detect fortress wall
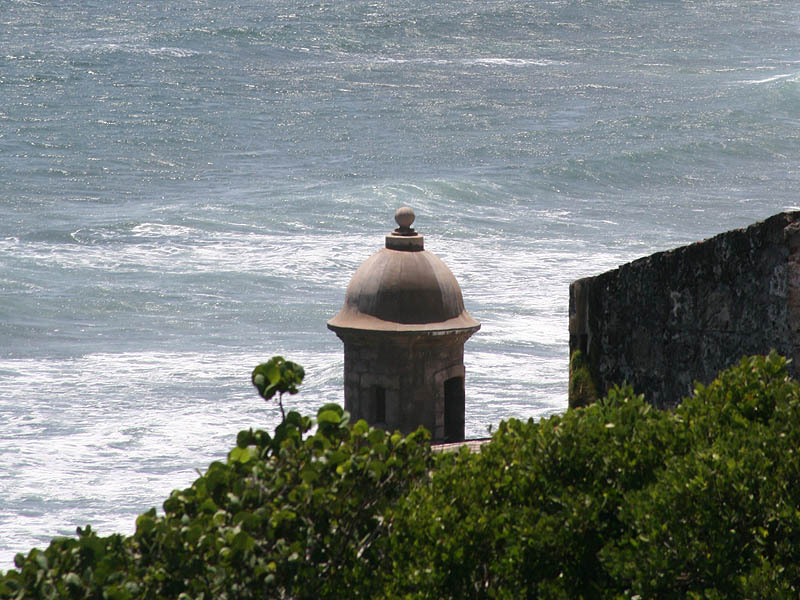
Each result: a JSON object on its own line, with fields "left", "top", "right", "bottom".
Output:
{"left": 569, "top": 211, "right": 800, "bottom": 409}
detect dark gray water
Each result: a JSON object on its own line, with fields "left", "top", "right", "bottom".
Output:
{"left": 2, "top": 0, "right": 800, "bottom": 565}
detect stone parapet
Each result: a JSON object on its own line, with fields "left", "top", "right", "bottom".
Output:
{"left": 569, "top": 211, "right": 800, "bottom": 409}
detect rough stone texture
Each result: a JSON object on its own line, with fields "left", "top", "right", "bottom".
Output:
{"left": 432, "top": 438, "right": 491, "bottom": 453}
{"left": 569, "top": 211, "right": 800, "bottom": 409}
{"left": 336, "top": 329, "right": 473, "bottom": 440}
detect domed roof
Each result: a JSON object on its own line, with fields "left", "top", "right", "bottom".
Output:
{"left": 327, "top": 208, "right": 480, "bottom": 333}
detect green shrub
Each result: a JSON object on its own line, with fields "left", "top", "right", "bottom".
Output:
{"left": 384, "top": 352, "right": 800, "bottom": 598}
{"left": 602, "top": 352, "right": 800, "bottom": 598}
{"left": 1, "top": 405, "right": 432, "bottom": 600}
{"left": 386, "top": 383, "right": 674, "bottom": 599}
{"left": 5, "top": 352, "right": 800, "bottom": 598}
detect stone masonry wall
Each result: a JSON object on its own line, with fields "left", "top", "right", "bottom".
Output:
{"left": 338, "top": 330, "right": 471, "bottom": 441}
{"left": 569, "top": 211, "right": 800, "bottom": 409}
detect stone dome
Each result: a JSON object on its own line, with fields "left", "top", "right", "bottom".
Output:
{"left": 327, "top": 208, "right": 480, "bottom": 333}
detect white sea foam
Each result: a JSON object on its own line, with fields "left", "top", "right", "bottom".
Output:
{"left": 130, "top": 223, "right": 198, "bottom": 238}
{"left": 0, "top": 349, "right": 342, "bottom": 563}
{"left": 469, "top": 58, "right": 559, "bottom": 67}
{"left": 742, "top": 73, "right": 798, "bottom": 84}
{"left": 144, "top": 47, "right": 201, "bottom": 59}
{"left": 366, "top": 56, "right": 562, "bottom": 67}
{"left": 76, "top": 42, "right": 200, "bottom": 59}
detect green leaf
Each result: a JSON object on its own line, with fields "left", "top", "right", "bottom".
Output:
{"left": 317, "top": 410, "right": 341, "bottom": 424}
{"left": 237, "top": 429, "right": 254, "bottom": 448}
{"left": 232, "top": 531, "right": 256, "bottom": 553}
{"left": 252, "top": 356, "right": 305, "bottom": 401}
{"left": 300, "top": 464, "right": 320, "bottom": 483}
{"left": 229, "top": 446, "right": 253, "bottom": 464}
{"left": 318, "top": 403, "right": 344, "bottom": 419}
{"left": 135, "top": 513, "right": 156, "bottom": 535}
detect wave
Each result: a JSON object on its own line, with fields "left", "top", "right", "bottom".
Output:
{"left": 468, "top": 57, "right": 564, "bottom": 67}
{"left": 69, "top": 41, "right": 203, "bottom": 60}
{"left": 358, "top": 55, "right": 567, "bottom": 68}
{"left": 0, "top": 348, "right": 341, "bottom": 569}
{"left": 742, "top": 72, "right": 799, "bottom": 85}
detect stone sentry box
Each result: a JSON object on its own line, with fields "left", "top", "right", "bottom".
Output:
{"left": 569, "top": 211, "right": 800, "bottom": 409}
{"left": 328, "top": 207, "right": 480, "bottom": 442}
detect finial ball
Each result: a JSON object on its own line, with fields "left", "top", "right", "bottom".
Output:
{"left": 395, "top": 206, "right": 415, "bottom": 229}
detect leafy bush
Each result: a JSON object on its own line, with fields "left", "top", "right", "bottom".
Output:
{"left": 387, "top": 383, "right": 676, "bottom": 598}
{"left": 4, "top": 352, "right": 800, "bottom": 598}
{"left": 386, "top": 352, "right": 800, "bottom": 598}
{"left": 0, "top": 404, "right": 432, "bottom": 600}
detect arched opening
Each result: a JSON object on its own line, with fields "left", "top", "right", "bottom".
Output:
{"left": 444, "top": 376, "right": 465, "bottom": 442}
{"left": 372, "top": 385, "right": 386, "bottom": 424}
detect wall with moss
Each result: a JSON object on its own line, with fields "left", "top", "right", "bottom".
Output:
{"left": 569, "top": 211, "right": 800, "bottom": 408}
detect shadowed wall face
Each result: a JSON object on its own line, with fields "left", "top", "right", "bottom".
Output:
{"left": 338, "top": 330, "right": 471, "bottom": 441}
{"left": 569, "top": 211, "right": 800, "bottom": 409}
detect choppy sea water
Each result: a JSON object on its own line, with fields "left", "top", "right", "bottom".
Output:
{"left": 3, "top": 0, "right": 800, "bottom": 566}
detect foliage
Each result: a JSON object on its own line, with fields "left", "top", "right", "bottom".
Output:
{"left": 568, "top": 349, "right": 598, "bottom": 409}
{"left": 5, "top": 352, "right": 800, "bottom": 598}
{"left": 252, "top": 356, "right": 305, "bottom": 420}
{"left": 386, "top": 351, "right": 800, "bottom": 598}
{"left": 1, "top": 403, "right": 432, "bottom": 600}
{"left": 387, "top": 382, "right": 674, "bottom": 599}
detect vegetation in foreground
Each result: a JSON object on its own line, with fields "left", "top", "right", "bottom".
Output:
{"left": 3, "top": 352, "right": 800, "bottom": 598}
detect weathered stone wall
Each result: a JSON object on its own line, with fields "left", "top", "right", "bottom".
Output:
{"left": 337, "top": 329, "right": 472, "bottom": 441}
{"left": 569, "top": 211, "right": 800, "bottom": 409}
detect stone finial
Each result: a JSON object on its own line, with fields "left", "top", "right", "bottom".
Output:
{"left": 386, "top": 207, "right": 423, "bottom": 250}
{"left": 394, "top": 206, "right": 416, "bottom": 235}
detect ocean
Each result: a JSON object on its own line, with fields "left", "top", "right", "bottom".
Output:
{"left": 2, "top": 0, "right": 800, "bottom": 566}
